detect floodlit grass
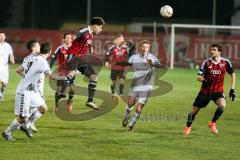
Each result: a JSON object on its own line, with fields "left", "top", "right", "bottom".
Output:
{"left": 0, "top": 64, "right": 239, "bottom": 160}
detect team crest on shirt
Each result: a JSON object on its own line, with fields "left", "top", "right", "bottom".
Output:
{"left": 220, "top": 63, "right": 225, "bottom": 68}
{"left": 208, "top": 66, "right": 212, "bottom": 69}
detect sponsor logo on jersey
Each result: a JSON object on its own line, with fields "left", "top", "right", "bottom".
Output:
{"left": 210, "top": 70, "right": 221, "bottom": 74}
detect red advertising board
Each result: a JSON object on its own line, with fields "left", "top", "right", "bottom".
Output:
{"left": 2, "top": 29, "right": 240, "bottom": 68}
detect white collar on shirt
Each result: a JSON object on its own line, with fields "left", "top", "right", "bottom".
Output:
{"left": 88, "top": 26, "right": 93, "bottom": 34}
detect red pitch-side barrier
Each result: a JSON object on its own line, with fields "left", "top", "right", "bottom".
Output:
{"left": 2, "top": 29, "right": 240, "bottom": 68}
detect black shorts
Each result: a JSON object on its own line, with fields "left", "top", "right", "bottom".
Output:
{"left": 57, "top": 76, "right": 75, "bottom": 86}
{"left": 193, "top": 92, "right": 225, "bottom": 108}
{"left": 67, "top": 55, "right": 96, "bottom": 78}
{"left": 110, "top": 70, "right": 126, "bottom": 81}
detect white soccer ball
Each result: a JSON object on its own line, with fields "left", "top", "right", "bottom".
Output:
{"left": 160, "top": 5, "right": 173, "bottom": 18}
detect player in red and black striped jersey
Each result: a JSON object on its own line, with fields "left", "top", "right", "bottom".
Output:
{"left": 50, "top": 33, "right": 74, "bottom": 112}
{"left": 183, "top": 43, "right": 236, "bottom": 136}
{"left": 105, "top": 34, "right": 130, "bottom": 98}
{"left": 65, "top": 17, "right": 105, "bottom": 110}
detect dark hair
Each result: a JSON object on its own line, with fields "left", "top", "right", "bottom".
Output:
{"left": 26, "top": 40, "right": 39, "bottom": 52}
{"left": 211, "top": 43, "right": 223, "bottom": 51}
{"left": 90, "top": 17, "right": 105, "bottom": 25}
{"left": 40, "top": 42, "right": 52, "bottom": 54}
{"left": 63, "top": 32, "right": 72, "bottom": 39}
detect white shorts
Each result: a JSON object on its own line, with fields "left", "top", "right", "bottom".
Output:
{"left": 15, "top": 91, "right": 45, "bottom": 117}
{"left": 128, "top": 89, "right": 151, "bottom": 104}
{"left": 0, "top": 65, "right": 9, "bottom": 84}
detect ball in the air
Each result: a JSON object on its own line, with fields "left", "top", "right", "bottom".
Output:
{"left": 160, "top": 5, "right": 173, "bottom": 18}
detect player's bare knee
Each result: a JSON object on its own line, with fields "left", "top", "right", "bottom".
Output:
{"left": 216, "top": 98, "right": 226, "bottom": 109}
{"left": 17, "top": 116, "right": 27, "bottom": 124}
{"left": 136, "top": 103, "right": 144, "bottom": 112}
{"left": 90, "top": 74, "right": 97, "bottom": 81}
{"left": 69, "top": 90, "right": 75, "bottom": 95}
{"left": 119, "top": 78, "right": 124, "bottom": 84}
{"left": 38, "top": 104, "right": 48, "bottom": 114}
{"left": 128, "top": 97, "right": 135, "bottom": 106}
{"left": 2, "top": 83, "right": 7, "bottom": 88}
{"left": 112, "top": 80, "right": 116, "bottom": 85}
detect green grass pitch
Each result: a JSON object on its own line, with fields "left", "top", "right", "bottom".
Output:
{"left": 0, "top": 64, "right": 239, "bottom": 160}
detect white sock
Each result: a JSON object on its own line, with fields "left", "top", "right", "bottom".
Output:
{"left": 28, "top": 110, "right": 42, "bottom": 127}
{"left": 4, "top": 119, "right": 21, "bottom": 135}
{"left": 129, "top": 111, "right": 141, "bottom": 126}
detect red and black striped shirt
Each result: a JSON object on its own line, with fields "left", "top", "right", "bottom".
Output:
{"left": 198, "top": 57, "right": 234, "bottom": 94}
{"left": 50, "top": 45, "right": 69, "bottom": 75}
{"left": 68, "top": 27, "right": 93, "bottom": 59}
{"left": 107, "top": 45, "right": 128, "bottom": 70}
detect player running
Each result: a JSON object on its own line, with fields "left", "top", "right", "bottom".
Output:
{"left": 183, "top": 43, "right": 236, "bottom": 136}
{"left": 0, "top": 32, "right": 15, "bottom": 103}
{"left": 118, "top": 40, "right": 161, "bottom": 131}
{"left": 2, "top": 42, "right": 66, "bottom": 141}
{"left": 64, "top": 17, "right": 105, "bottom": 110}
{"left": 50, "top": 33, "right": 74, "bottom": 112}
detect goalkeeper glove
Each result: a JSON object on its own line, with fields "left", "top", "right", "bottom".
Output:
{"left": 202, "top": 79, "right": 212, "bottom": 87}
{"left": 229, "top": 89, "right": 235, "bottom": 101}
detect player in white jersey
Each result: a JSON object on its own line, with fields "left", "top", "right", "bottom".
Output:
{"left": 0, "top": 32, "right": 15, "bottom": 102}
{"left": 2, "top": 42, "right": 66, "bottom": 141}
{"left": 19, "top": 40, "right": 41, "bottom": 132}
{"left": 118, "top": 40, "right": 161, "bottom": 131}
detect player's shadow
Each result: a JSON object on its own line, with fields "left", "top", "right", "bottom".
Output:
{"left": 49, "top": 54, "right": 119, "bottom": 121}
{"left": 121, "top": 65, "right": 173, "bottom": 103}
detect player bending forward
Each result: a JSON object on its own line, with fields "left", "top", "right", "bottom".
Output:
{"left": 118, "top": 40, "right": 161, "bottom": 131}
{"left": 183, "top": 43, "right": 236, "bottom": 136}
{"left": 2, "top": 42, "right": 66, "bottom": 141}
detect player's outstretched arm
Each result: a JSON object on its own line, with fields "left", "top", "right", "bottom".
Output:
{"left": 45, "top": 71, "right": 66, "bottom": 80}
{"left": 147, "top": 59, "right": 162, "bottom": 68}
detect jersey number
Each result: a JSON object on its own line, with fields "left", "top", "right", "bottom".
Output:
{"left": 25, "top": 61, "right": 33, "bottom": 73}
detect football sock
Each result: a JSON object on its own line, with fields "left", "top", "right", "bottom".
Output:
{"left": 4, "top": 119, "right": 21, "bottom": 135}
{"left": 88, "top": 80, "right": 97, "bottom": 102}
{"left": 187, "top": 112, "right": 196, "bottom": 127}
{"left": 119, "top": 84, "right": 124, "bottom": 95}
{"left": 129, "top": 111, "right": 141, "bottom": 126}
{"left": 27, "top": 109, "right": 42, "bottom": 129}
{"left": 212, "top": 107, "right": 224, "bottom": 123}
{"left": 55, "top": 92, "right": 60, "bottom": 105}
{"left": 0, "top": 86, "right": 6, "bottom": 95}
{"left": 111, "top": 84, "right": 115, "bottom": 94}
{"left": 68, "top": 91, "right": 75, "bottom": 100}
{"left": 124, "top": 104, "right": 133, "bottom": 118}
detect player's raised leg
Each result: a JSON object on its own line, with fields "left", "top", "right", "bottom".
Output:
{"left": 85, "top": 73, "right": 98, "bottom": 109}
{"left": 122, "top": 96, "right": 135, "bottom": 127}
{"left": 128, "top": 102, "right": 144, "bottom": 131}
{"left": 183, "top": 106, "right": 200, "bottom": 136}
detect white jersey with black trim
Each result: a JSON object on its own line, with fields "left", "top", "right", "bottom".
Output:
{"left": 16, "top": 54, "right": 50, "bottom": 96}
{"left": 128, "top": 53, "right": 160, "bottom": 91}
